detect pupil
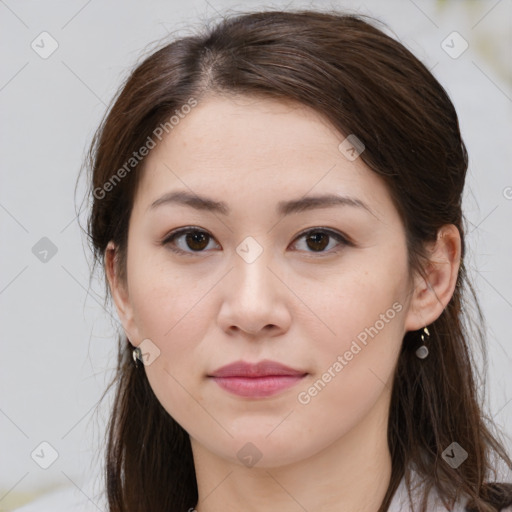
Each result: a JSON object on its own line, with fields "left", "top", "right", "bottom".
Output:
{"left": 308, "top": 232, "right": 328, "bottom": 251}
{"left": 187, "top": 232, "right": 208, "bottom": 250}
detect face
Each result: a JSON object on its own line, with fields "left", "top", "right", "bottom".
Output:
{"left": 110, "top": 94, "right": 419, "bottom": 468}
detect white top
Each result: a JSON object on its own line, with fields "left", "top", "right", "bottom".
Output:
{"left": 388, "top": 467, "right": 512, "bottom": 512}
{"left": 13, "top": 471, "right": 512, "bottom": 511}
{"left": 388, "top": 472, "right": 467, "bottom": 511}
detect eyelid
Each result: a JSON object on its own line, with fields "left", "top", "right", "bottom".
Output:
{"left": 161, "top": 226, "right": 353, "bottom": 257}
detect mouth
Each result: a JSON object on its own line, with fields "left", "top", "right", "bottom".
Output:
{"left": 208, "top": 360, "right": 308, "bottom": 398}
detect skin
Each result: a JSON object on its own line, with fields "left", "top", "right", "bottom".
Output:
{"left": 105, "top": 94, "right": 461, "bottom": 512}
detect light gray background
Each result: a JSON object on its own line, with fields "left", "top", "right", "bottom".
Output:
{"left": 1, "top": 0, "right": 511, "bottom": 508}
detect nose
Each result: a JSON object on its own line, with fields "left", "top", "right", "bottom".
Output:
{"left": 217, "top": 247, "right": 291, "bottom": 338}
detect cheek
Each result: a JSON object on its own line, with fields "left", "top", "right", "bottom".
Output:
{"left": 292, "top": 288, "right": 405, "bottom": 451}
{"left": 302, "top": 247, "right": 408, "bottom": 401}
{"left": 301, "top": 292, "right": 404, "bottom": 406}
{"left": 313, "top": 251, "right": 408, "bottom": 347}
{"left": 130, "top": 267, "right": 215, "bottom": 435}
{"left": 127, "top": 240, "right": 212, "bottom": 342}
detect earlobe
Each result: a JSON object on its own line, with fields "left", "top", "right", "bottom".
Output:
{"left": 105, "top": 241, "right": 139, "bottom": 344}
{"left": 404, "top": 224, "right": 462, "bottom": 332}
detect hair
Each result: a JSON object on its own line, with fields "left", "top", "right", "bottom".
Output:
{"left": 81, "top": 8, "right": 512, "bottom": 512}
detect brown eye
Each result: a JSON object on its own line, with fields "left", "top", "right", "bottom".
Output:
{"left": 305, "top": 231, "right": 330, "bottom": 252}
{"left": 292, "top": 228, "right": 351, "bottom": 256}
{"left": 184, "top": 231, "right": 209, "bottom": 251}
{"left": 162, "top": 228, "right": 219, "bottom": 256}
{"left": 162, "top": 227, "right": 351, "bottom": 257}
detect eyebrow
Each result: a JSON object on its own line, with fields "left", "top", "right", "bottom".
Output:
{"left": 148, "top": 190, "right": 375, "bottom": 217}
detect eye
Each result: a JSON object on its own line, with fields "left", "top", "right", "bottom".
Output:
{"left": 161, "top": 227, "right": 219, "bottom": 256}
{"left": 290, "top": 228, "right": 352, "bottom": 256}
{"left": 161, "top": 227, "right": 352, "bottom": 257}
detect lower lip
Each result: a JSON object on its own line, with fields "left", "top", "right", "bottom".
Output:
{"left": 210, "top": 375, "right": 306, "bottom": 398}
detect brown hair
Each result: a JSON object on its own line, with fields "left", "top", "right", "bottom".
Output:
{"left": 82, "top": 8, "right": 512, "bottom": 511}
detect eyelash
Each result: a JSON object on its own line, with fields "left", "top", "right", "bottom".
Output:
{"left": 160, "top": 226, "right": 353, "bottom": 258}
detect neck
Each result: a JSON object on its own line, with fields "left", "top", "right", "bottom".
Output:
{"left": 191, "top": 390, "right": 393, "bottom": 512}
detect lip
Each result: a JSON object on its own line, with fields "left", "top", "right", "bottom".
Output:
{"left": 208, "top": 360, "right": 308, "bottom": 398}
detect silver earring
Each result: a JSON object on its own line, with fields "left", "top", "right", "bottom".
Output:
{"left": 132, "top": 346, "right": 142, "bottom": 367}
{"left": 415, "top": 326, "right": 430, "bottom": 359}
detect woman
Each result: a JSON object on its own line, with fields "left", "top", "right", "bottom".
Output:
{"left": 83, "top": 8, "right": 512, "bottom": 512}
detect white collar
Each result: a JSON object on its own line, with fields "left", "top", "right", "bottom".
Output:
{"left": 387, "top": 469, "right": 468, "bottom": 512}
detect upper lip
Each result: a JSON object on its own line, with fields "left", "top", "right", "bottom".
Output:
{"left": 209, "top": 359, "right": 307, "bottom": 378}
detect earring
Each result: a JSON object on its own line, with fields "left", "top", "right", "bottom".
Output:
{"left": 132, "top": 346, "right": 142, "bottom": 367}
{"left": 415, "top": 326, "right": 430, "bottom": 359}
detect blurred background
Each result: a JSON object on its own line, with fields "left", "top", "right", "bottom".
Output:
{"left": 1, "top": 0, "right": 511, "bottom": 509}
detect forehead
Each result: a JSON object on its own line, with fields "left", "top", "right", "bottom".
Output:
{"left": 133, "top": 94, "right": 391, "bottom": 219}
{"left": 158, "top": 94, "right": 340, "bottom": 165}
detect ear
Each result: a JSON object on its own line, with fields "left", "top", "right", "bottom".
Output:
{"left": 105, "top": 241, "right": 141, "bottom": 345}
{"left": 404, "top": 224, "right": 462, "bottom": 332}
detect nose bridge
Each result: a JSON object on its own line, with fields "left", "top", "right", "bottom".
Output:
{"left": 233, "top": 234, "right": 274, "bottom": 298}
{"left": 224, "top": 232, "right": 288, "bottom": 327}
